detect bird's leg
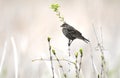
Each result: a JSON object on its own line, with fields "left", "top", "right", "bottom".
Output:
{"left": 68, "top": 39, "right": 71, "bottom": 46}
{"left": 70, "top": 40, "right": 73, "bottom": 45}
{"left": 68, "top": 40, "right": 73, "bottom": 46}
{"left": 68, "top": 39, "right": 70, "bottom": 46}
{"left": 68, "top": 39, "right": 71, "bottom": 72}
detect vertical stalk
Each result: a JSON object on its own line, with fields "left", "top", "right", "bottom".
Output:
{"left": 75, "top": 52, "right": 79, "bottom": 78}
{"left": 48, "top": 37, "right": 55, "bottom": 78}
{"left": 78, "top": 50, "right": 83, "bottom": 77}
{"left": 0, "top": 41, "right": 7, "bottom": 74}
{"left": 75, "top": 59, "right": 79, "bottom": 78}
{"left": 52, "top": 49, "right": 67, "bottom": 78}
{"left": 68, "top": 44, "right": 71, "bottom": 72}
{"left": 11, "top": 36, "right": 18, "bottom": 78}
{"left": 92, "top": 24, "right": 107, "bottom": 78}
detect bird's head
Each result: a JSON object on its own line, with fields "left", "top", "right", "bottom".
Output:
{"left": 60, "top": 22, "right": 69, "bottom": 28}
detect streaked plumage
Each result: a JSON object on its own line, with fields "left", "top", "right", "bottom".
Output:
{"left": 61, "top": 22, "right": 89, "bottom": 45}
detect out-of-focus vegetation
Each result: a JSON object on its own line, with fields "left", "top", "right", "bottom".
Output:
{"left": 0, "top": 0, "right": 120, "bottom": 78}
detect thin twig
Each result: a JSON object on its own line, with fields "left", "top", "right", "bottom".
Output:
{"left": 0, "top": 41, "right": 7, "bottom": 74}
{"left": 52, "top": 49, "right": 67, "bottom": 78}
{"left": 100, "top": 26, "right": 103, "bottom": 47}
{"left": 75, "top": 55, "right": 79, "bottom": 78}
{"left": 32, "top": 58, "right": 75, "bottom": 65}
{"left": 78, "top": 55, "right": 82, "bottom": 76}
{"left": 89, "top": 42, "right": 99, "bottom": 78}
{"left": 51, "top": 4, "right": 65, "bottom": 23}
{"left": 78, "top": 49, "right": 83, "bottom": 78}
{"left": 68, "top": 40, "right": 71, "bottom": 72}
{"left": 48, "top": 37, "right": 55, "bottom": 78}
{"left": 92, "top": 24, "right": 100, "bottom": 43}
{"left": 11, "top": 37, "right": 18, "bottom": 78}
{"left": 92, "top": 24, "right": 107, "bottom": 78}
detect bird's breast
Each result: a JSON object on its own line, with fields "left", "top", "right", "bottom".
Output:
{"left": 62, "top": 28, "right": 75, "bottom": 40}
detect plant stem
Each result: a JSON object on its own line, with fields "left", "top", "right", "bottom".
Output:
{"left": 78, "top": 56, "right": 82, "bottom": 77}
{"left": 92, "top": 24, "right": 107, "bottom": 78}
{"left": 68, "top": 43, "right": 71, "bottom": 72}
{"left": 75, "top": 57, "right": 79, "bottom": 78}
{"left": 48, "top": 40, "right": 55, "bottom": 78}
{"left": 53, "top": 53, "right": 67, "bottom": 78}
{"left": 32, "top": 58, "right": 75, "bottom": 65}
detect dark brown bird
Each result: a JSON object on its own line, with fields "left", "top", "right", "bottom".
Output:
{"left": 61, "top": 22, "right": 89, "bottom": 46}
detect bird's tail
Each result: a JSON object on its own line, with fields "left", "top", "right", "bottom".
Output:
{"left": 82, "top": 37, "right": 90, "bottom": 43}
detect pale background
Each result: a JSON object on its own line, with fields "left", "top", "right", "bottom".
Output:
{"left": 0, "top": 0, "right": 120, "bottom": 78}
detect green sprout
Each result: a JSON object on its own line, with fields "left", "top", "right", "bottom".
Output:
{"left": 63, "top": 74, "right": 67, "bottom": 78}
{"left": 47, "top": 37, "right": 51, "bottom": 42}
{"left": 50, "top": 3, "right": 65, "bottom": 22}
{"left": 101, "top": 55, "right": 104, "bottom": 60}
{"left": 98, "top": 74, "right": 100, "bottom": 78}
{"left": 51, "top": 4, "right": 60, "bottom": 12}
{"left": 79, "top": 48, "right": 83, "bottom": 57}
{"left": 52, "top": 49, "right": 56, "bottom": 55}
{"left": 74, "top": 52, "right": 78, "bottom": 58}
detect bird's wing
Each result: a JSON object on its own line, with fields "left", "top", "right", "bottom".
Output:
{"left": 67, "top": 26, "right": 82, "bottom": 37}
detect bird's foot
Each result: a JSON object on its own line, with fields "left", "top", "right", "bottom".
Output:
{"left": 68, "top": 40, "right": 73, "bottom": 46}
{"left": 68, "top": 42, "right": 71, "bottom": 46}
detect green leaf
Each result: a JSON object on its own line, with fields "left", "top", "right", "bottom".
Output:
{"left": 101, "top": 55, "right": 104, "bottom": 60}
{"left": 47, "top": 37, "right": 51, "bottom": 42}
{"left": 64, "top": 74, "right": 67, "bottom": 78}
{"left": 74, "top": 52, "right": 78, "bottom": 58}
{"left": 52, "top": 49, "right": 56, "bottom": 55}
{"left": 50, "top": 4, "right": 60, "bottom": 12}
{"left": 79, "top": 48, "right": 83, "bottom": 57}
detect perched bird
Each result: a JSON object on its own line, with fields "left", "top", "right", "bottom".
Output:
{"left": 61, "top": 22, "right": 89, "bottom": 46}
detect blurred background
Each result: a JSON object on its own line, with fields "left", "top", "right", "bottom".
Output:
{"left": 0, "top": 0, "right": 120, "bottom": 78}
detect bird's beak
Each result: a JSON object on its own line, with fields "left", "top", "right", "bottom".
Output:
{"left": 60, "top": 22, "right": 66, "bottom": 27}
{"left": 60, "top": 25, "right": 63, "bottom": 27}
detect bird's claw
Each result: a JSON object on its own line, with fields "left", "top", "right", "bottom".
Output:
{"left": 68, "top": 42, "right": 71, "bottom": 46}
{"left": 68, "top": 40, "right": 72, "bottom": 46}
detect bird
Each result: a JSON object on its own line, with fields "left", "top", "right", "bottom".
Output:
{"left": 61, "top": 22, "right": 90, "bottom": 46}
